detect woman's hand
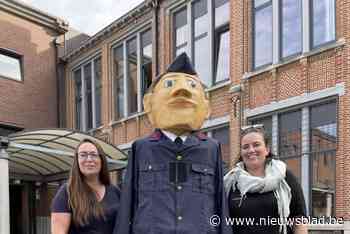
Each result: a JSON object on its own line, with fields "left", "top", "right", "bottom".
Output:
{"left": 294, "top": 223, "right": 308, "bottom": 234}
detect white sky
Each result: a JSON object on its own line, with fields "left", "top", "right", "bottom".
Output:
{"left": 20, "top": 0, "right": 145, "bottom": 36}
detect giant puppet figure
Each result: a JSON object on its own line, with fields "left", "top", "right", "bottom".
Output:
{"left": 115, "top": 53, "right": 230, "bottom": 234}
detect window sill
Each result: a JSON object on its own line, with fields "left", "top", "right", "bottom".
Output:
{"left": 205, "top": 80, "right": 231, "bottom": 92}
{"left": 243, "top": 38, "right": 346, "bottom": 80}
{"left": 109, "top": 112, "right": 146, "bottom": 127}
{"left": 0, "top": 74, "right": 23, "bottom": 83}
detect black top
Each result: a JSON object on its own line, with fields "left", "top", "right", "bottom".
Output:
{"left": 51, "top": 183, "right": 120, "bottom": 234}
{"left": 228, "top": 170, "right": 306, "bottom": 234}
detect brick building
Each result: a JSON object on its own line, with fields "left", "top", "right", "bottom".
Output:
{"left": 0, "top": 1, "right": 68, "bottom": 233}
{"left": 62, "top": 0, "right": 349, "bottom": 232}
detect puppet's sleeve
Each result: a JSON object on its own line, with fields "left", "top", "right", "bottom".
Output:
{"left": 114, "top": 142, "right": 138, "bottom": 234}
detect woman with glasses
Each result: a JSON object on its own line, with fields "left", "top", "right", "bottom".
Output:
{"left": 224, "top": 125, "right": 307, "bottom": 234}
{"left": 51, "top": 138, "right": 120, "bottom": 234}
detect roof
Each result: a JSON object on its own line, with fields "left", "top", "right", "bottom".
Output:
{"left": 63, "top": 0, "right": 154, "bottom": 61}
{"left": 1, "top": 129, "right": 127, "bottom": 182}
{"left": 0, "top": 0, "right": 68, "bottom": 33}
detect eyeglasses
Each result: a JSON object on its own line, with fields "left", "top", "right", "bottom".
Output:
{"left": 241, "top": 124, "right": 264, "bottom": 135}
{"left": 78, "top": 152, "right": 100, "bottom": 160}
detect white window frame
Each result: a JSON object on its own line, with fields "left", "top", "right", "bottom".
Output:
{"left": 171, "top": 0, "right": 230, "bottom": 87}
{"left": 0, "top": 48, "right": 23, "bottom": 81}
{"left": 73, "top": 55, "right": 102, "bottom": 132}
{"left": 248, "top": 98, "right": 338, "bottom": 216}
{"left": 111, "top": 27, "right": 153, "bottom": 120}
{"left": 252, "top": 0, "right": 336, "bottom": 70}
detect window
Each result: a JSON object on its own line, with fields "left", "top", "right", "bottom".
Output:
{"left": 112, "top": 28, "right": 153, "bottom": 120}
{"left": 206, "top": 125, "right": 230, "bottom": 173}
{"left": 310, "top": 101, "right": 336, "bottom": 217}
{"left": 74, "top": 56, "right": 102, "bottom": 131}
{"left": 74, "top": 69, "right": 82, "bottom": 130}
{"left": 311, "top": 0, "right": 335, "bottom": 48}
{"left": 281, "top": 0, "right": 302, "bottom": 58}
{"left": 0, "top": 49, "right": 22, "bottom": 81}
{"left": 252, "top": 0, "right": 336, "bottom": 69}
{"left": 253, "top": 0, "right": 273, "bottom": 68}
{"left": 127, "top": 38, "right": 138, "bottom": 115}
{"left": 248, "top": 99, "right": 338, "bottom": 217}
{"left": 193, "top": 0, "right": 210, "bottom": 86}
{"left": 172, "top": 0, "right": 230, "bottom": 87}
{"left": 214, "top": 0, "right": 230, "bottom": 83}
{"left": 84, "top": 63, "right": 93, "bottom": 129}
{"left": 251, "top": 116, "right": 273, "bottom": 147}
{"left": 141, "top": 30, "right": 152, "bottom": 99}
{"left": 113, "top": 46, "right": 125, "bottom": 119}
{"left": 94, "top": 58, "right": 102, "bottom": 127}
{"left": 279, "top": 110, "right": 302, "bottom": 179}
{"left": 174, "top": 8, "right": 188, "bottom": 56}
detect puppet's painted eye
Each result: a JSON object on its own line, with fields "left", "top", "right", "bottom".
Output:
{"left": 187, "top": 79, "right": 197, "bottom": 88}
{"left": 164, "top": 79, "right": 175, "bottom": 88}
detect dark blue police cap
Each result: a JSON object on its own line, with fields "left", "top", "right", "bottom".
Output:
{"left": 147, "top": 53, "right": 198, "bottom": 92}
{"left": 166, "top": 52, "right": 197, "bottom": 75}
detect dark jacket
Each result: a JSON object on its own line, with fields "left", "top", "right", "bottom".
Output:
{"left": 114, "top": 129, "right": 231, "bottom": 234}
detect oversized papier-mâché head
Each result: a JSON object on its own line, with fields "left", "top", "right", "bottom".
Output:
{"left": 143, "top": 53, "right": 210, "bottom": 135}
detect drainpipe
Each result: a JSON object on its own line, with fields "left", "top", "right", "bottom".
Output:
{"left": 152, "top": 0, "right": 159, "bottom": 76}
{"left": 54, "top": 37, "right": 61, "bottom": 127}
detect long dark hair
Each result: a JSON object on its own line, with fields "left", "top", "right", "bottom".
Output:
{"left": 67, "top": 138, "right": 110, "bottom": 226}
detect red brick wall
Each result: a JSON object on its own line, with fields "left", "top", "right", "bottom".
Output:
{"left": 0, "top": 11, "right": 59, "bottom": 129}
{"left": 241, "top": 0, "right": 350, "bottom": 220}
{"left": 308, "top": 50, "right": 337, "bottom": 93}
{"left": 248, "top": 73, "right": 273, "bottom": 109}
{"left": 209, "top": 86, "right": 231, "bottom": 119}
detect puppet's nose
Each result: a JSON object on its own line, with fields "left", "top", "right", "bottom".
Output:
{"left": 171, "top": 83, "right": 192, "bottom": 98}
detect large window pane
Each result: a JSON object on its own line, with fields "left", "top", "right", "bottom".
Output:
{"left": 251, "top": 116, "right": 272, "bottom": 147}
{"left": 194, "top": 37, "right": 210, "bottom": 86}
{"left": 255, "top": 0, "right": 270, "bottom": 8}
{"left": 312, "top": 0, "right": 335, "bottom": 48}
{"left": 310, "top": 102, "right": 336, "bottom": 217}
{"left": 84, "top": 63, "right": 93, "bottom": 130}
{"left": 193, "top": 0, "right": 207, "bottom": 37}
{"left": 176, "top": 46, "right": 187, "bottom": 57}
{"left": 193, "top": 0, "right": 209, "bottom": 86}
{"left": 212, "top": 126, "right": 230, "bottom": 167}
{"left": 114, "top": 46, "right": 124, "bottom": 119}
{"left": 94, "top": 57, "right": 102, "bottom": 127}
{"left": 254, "top": 2, "right": 272, "bottom": 68}
{"left": 215, "top": 0, "right": 229, "bottom": 28}
{"left": 214, "top": 0, "right": 230, "bottom": 84}
{"left": 0, "top": 52, "right": 22, "bottom": 81}
{"left": 74, "top": 69, "right": 82, "bottom": 130}
{"left": 279, "top": 110, "right": 302, "bottom": 178}
{"left": 281, "top": 0, "right": 302, "bottom": 58}
{"left": 215, "top": 29, "right": 230, "bottom": 83}
{"left": 141, "top": 30, "right": 152, "bottom": 100}
{"left": 127, "top": 38, "right": 138, "bottom": 114}
{"left": 174, "top": 8, "right": 188, "bottom": 56}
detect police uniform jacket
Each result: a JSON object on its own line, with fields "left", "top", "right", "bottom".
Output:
{"left": 114, "top": 129, "right": 231, "bottom": 234}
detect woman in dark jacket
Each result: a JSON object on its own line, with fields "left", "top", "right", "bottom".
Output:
{"left": 224, "top": 125, "right": 307, "bottom": 234}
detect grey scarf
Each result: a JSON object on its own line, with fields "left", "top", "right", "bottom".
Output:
{"left": 224, "top": 159, "right": 291, "bottom": 234}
